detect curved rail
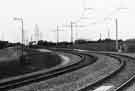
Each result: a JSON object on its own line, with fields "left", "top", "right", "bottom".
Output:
{"left": 93, "top": 52, "right": 135, "bottom": 91}
{"left": 110, "top": 54, "right": 135, "bottom": 91}
{"left": 78, "top": 50, "right": 135, "bottom": 91}
{"left": 0, "top": 51, "right": 96, "bottom": 90}
{"left": 52, "top": 48, "right": 135, "bottom": 91}
{"left": 49, "top": 48, "right": 125, "bottom": 91}
{"left": 78, "top": 54, "right": 124, "bottom": 91}
{"left": 3, "top": 47, "right": 133, "bottom": 91}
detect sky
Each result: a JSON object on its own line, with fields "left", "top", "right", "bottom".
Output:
{"left": 0, "top": 0, "right": 134, "bottom": 43}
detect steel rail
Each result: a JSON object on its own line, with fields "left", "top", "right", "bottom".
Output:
{"left": 54, "top": 48, "right": 135, "bottom": 91}
{"left": 78, "top": 49, "right": 135, "bottom": 91}
{"left": 50, "top": 48, "right": 127, "bottom": 91}
{"left": 94, "top": 52, "right": 135, "bottom": 91}
{"left": 112, "top": 54, "right": 135, "bottom": 91}
{"left": 115, "top": 75, "right": 135, "bottom": 91}
{"left": 0, "top": 51, "right": 96, "bottom": 90}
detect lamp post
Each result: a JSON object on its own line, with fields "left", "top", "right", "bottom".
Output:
{"left": 13, "top": 17, "right": 24, "bottom": 64}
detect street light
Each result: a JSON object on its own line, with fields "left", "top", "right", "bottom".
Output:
{"left": 13, "top": 17, "right": 25, "bottom": 64}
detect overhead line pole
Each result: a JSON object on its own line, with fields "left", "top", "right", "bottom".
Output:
{"left": 62, "top": 23, "right": 86, "bottom": 45}
{"left": 70, "top": 21, "right": 73, "bottom": 44}
{"left": 100, "top": 33, "right": 102, "bottom": 40}
{"left": 13, "top": 17, "right": 24, "bottom": 64}
{"left": 21, "top": 19, "right": 24, "bottom": 46}
{"left": 56, "top": 25, "right": 59, "bottom": 46}
{"left": 75, "top": 24, "right": 78, "bottom": 42}
{"left": 115, "top": 18, "right": 118, "bottom": 51}
{"left": 108, "top": 29, "right": 110, "bottom": 39}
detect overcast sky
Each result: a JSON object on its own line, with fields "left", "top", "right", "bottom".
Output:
{"left": 0, "top": 0, "right": 134, "bottom": 42}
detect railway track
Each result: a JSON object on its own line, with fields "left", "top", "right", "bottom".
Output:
{"left": 98, "top": 52, "right": 135, "bottom": 91}
{"left": 0, "top": 50, "right": 96, "bottom": 90}
{"left": 113, "top": 54, "right": 135, "bottom": 91}
{"left": 76, "top": 50, "right": 135, "bottom": 91}
{"left": 1, "top": 48, "right": 135, "bottom": 91}
{"left": 51, "top": 48, "right": 135, "bottom": 91}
